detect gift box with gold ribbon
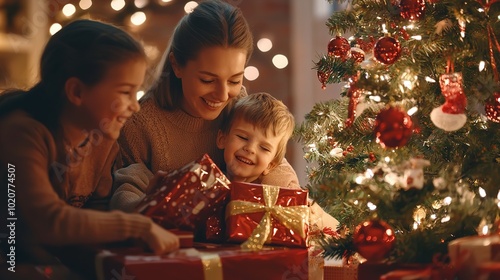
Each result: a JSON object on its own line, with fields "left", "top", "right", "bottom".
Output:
{"left": 95, "top": 245, "right": 308, "bottom": 280}
{"left": 225, "top": 182, "right": 309, "bottom": 249}
{"left": 135, "top": 153, "right": 231, "bottom": 241}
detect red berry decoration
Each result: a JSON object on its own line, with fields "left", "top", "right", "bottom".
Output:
{"left": 328, "top": 36, "right": 351, "bottom": 59}
{"left": 353, "top": 219, "right": 396, "bottom": 262}
{"left": 374, "top": 36, "right": 401, "bottom": 65}
{"left": 374, "top": 106, "right": 413, "bottom": 148}
{"left": 485, "top": 92, "right": 500, "bottom": 123}
{"left": 399, "top": 0, "right": 426, "bottom": 21}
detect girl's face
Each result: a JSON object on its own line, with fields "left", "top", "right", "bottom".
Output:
{"left": 171, "top": 46, "right": 247, "bottom": 120}
{"left": 216, "top": 117, "right": 282, "bottom": 183}
{"left": 79, "top": 58, "right": 146, "bottom": 140}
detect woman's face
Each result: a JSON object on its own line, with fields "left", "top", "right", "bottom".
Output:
{"left": 171, "top": 46, "right": 247, "bottom": 120}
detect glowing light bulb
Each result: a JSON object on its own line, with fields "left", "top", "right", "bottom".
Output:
{"left": 130, "top": 11, "right": 146, "bottom": 26}
{"left": 79, "top": 0, "right": 92, "bottom": 10}
{"left": 272, "top": 54, "right": 288, "bottom": 69}
{"left": 244, "top": 66, "right": 259, "bottom": 81}
{"left": 62, "top": 4, "right": 76, "bottom": 17}
{"left": 257, "top": 38, "right": 272, "bottom": 52}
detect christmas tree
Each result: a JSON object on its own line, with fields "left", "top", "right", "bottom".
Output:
{"left": 298, "top": 0, "right": 500, "bottom": 264}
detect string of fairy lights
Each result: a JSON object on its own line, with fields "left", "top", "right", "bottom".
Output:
{"left": 47, "top": 0, "right": 290, "bottom": 99}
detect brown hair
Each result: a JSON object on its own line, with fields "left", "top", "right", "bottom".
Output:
{"left": 0, "top": 19, "right": 146, "bottom": 130}
{"left": 145, "top": 0, "right": 254, "bottom": 110}
{"left": 220, "top": 92, "right": 295, "bottom": 166}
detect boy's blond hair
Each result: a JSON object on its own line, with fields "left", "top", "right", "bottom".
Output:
{"left": 220, "top": 92, "right": 295, "bottom": 167}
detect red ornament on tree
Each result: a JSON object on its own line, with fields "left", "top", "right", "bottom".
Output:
{"left": 430, "top": 72, "right": 467, "bottom": 131}
{"left": 374, "top": 106, "right": 413, "bottom": 148}
{"left": 374, "top": 36, "right": 402, "bottom": 65}
{"left": 317, "top": 69, "right": 331, "bottom": 90}
{"left": 485, "top": 92, "right": 500, "bottom": 123}
{"left": 350, "top": 45, "right": 365, "bottom": 64}
{"left": 353, "top": 219, "right": 395, "bottom": 262}
{"left": 399, "top": 0, "right": 426, "bottom": 21}
{"left": 328, "top": 36, "right": 351, "bottom": 59}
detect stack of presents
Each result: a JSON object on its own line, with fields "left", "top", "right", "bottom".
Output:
{"left": 94, "top": 154, "right": 332, "bottom": 280}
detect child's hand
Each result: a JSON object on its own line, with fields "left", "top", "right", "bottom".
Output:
{"left": 143, "top": 223, "right": 180, "bottom": 255}
{"left": 145, "top": 170, "right": 169, "bottom": 194}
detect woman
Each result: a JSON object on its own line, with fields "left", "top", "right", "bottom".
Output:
{"left": 111, "top": 0, "right": 300, "bottom": 212}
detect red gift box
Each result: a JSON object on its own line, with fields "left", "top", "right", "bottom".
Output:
{"left": 135, "top": 154, "right": 230, "bottom": 241}
{"left": 225, "top": 182, "right": 309, "bottom": 249}
{"left": 95, "top": 245, "right": 309, "bottom": 280}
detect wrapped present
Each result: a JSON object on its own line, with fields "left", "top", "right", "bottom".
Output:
{"left": 448, "top": 235, "right": 500, "bottom": 280}
{"left": 135, "top": 154, "right": 231, "bottom": 241}
{"left": 225, "top": 182, "right": 309, "bottom": 249}
{"left": 95, "top": 245, "right": 309, "bottom": 280}
{"left": 324, "top": 265, "right": 358, "bottom": 280}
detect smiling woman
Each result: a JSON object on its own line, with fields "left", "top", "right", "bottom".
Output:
{"left": 0, "top": 19, "right": 180, "bottom": 273}
{"left": 110, "top": 0, "right": 300, "bottom": 213}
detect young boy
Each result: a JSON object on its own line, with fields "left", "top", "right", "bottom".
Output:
{"left": 216, "top": 92, "right": 339, "bottom": 236}
{"left": 216, "top": 92, "right": 296, "bottom": 186}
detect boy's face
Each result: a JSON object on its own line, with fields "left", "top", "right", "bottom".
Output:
{"left": 217, "top": 117, "right": 282, "bottom": 183}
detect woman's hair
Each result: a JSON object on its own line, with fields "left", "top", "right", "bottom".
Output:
{"left": 220, "top": 92, "right": 295, "bottom": 166}
{"left": 0, "top": 19, "right": 146, "bottom": 130}
{"left": 146, "top": 0, "right": 254, "bottom": 109}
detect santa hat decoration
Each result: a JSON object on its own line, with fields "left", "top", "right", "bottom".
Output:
{"left": 430, "top": 72, "right": 467, "bottom": 131}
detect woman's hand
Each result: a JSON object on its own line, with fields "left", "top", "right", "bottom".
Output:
{"left": 143, "top": 222, "right": 180, "bottom": 255}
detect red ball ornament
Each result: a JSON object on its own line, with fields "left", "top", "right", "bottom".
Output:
{"left": 374, "top": 106, "right": 413, "bottom": 148}
{"left": 353, "top": 219, "right": 395, "bottom": 262}
{"left": 399, "top": 0, "right": 426, "bottom": 21}
{"left": 328, "top": 36, "right": 351, "bottom": 59}
{"left": 485, "top": 93, "right": 500, "bottom": 123}
{"left": 374, "top": 36, "right": 401, "bottom": 65}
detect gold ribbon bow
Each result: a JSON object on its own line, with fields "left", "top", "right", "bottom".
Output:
{"left": 227, "top": 184, "right": 309, "bottom": 250}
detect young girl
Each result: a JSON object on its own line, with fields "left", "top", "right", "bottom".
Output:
{"left": 111, "top": 0, "right": 299, "bottom": 211}
{"left": 0, "top": 19, "right": 179, "bottom": 265}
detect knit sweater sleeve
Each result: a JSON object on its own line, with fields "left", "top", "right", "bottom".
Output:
{"left": 260, "top": 157, "right": 301, "bottom": 189}
{"left": 0, "top": 115, "right": 154, "bottom": 246}
{"left": 110, "top": 163, "right": 153, "bottom": 212}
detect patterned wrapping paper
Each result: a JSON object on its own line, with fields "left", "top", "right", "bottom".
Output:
{"left": 225, "top": 182, "right": 309, "bottom": 249}
{"left": 323, "top": 265, "right": 358, "bottom": 280}
{"left": 95, "top": 246, "right": 309, "bottom": 280}
{"left": 135, "top": 154, "right": 231, "bottom": 241}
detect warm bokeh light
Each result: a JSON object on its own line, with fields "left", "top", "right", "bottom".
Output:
{"left": 244, "top": 66, "right": 259, "bottom": 81}
{"left": 257, "top": 38, "right": 272, "bottom": 52}
{"left": 130, "top": 11, "right": 147, "bottom": 26}
{"left": 111, "top": 0, "right": 126, "bottom": 11}
{"left": 79, "top": 0, "right": 92, "bottom": 10}
{"left": 62, "top": 4, "right": 76, "bottom": 17}
{"left": 272, "top": 54, "right": 288, "bottom": 69}
{"left": 137, "top": 90, "right": 145, "bottom": 100}
{"left": 134, "top": 0, "right": 149, "bottom": 8}
{"left": 159, "top": 0, "right": 173, "bottom": 4}
{"left": 184, "top": 1, "right": 198, "bottom": 13}
{"left": 49, "top": 23, "right": 62, "bottom": 35}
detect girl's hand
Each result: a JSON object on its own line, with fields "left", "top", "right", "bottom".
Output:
{"left": 143, "top": 222, "right": 180, "bottom": 255}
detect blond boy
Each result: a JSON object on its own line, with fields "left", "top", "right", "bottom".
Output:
{"left": 216, "top": 92, "right": 295, "bottom": 184}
